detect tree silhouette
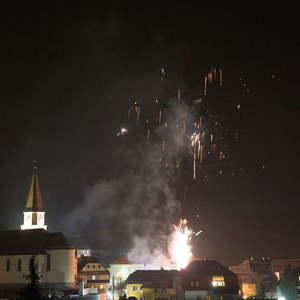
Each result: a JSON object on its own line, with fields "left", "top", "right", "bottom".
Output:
{"left": 279, "top": 265, "right": 297, "bottom": 300}
{"left": 18, "top": 256, "right": 46, "bottom": 300}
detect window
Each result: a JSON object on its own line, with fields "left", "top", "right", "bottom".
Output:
{"left": 212, "top": 276, "right": 225, "bottom": 287}
{"left": 140, "top": 286, "right": 143, "bottom": 290}
{"left": 190, "top": 281, "right": 194, "bottom": 287}
{"left": 133, "top": 286, "right": 138, "bottom": 291}
{"left": 87, "top": 265, "right": 90, "bottom": 268}
{"left": 98, "top": 264, "right": 101, "bottom": 268}
{"left": 6, "top": 259, "right": 10, "bottom": 272}
{"left": 100, "top": 285, "right": 104, "bottom": 289}
{"left": 93, "top": 264, "right": 95, "bottom": 268}
{"left": 32, "top": 212, "right": 37, "bottom": 225}
{"left": 47, "top": 254, "right": 51, "bottom": 271}
{"left": 195, "top": 281, "right": 199, "bottom": 287}
{"left": 18, "top": 259, "right": 22, "bottom": 272}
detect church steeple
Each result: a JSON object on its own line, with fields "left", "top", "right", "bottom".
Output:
{"left": 21, "top": 166, "right": 47, "bottom": 230}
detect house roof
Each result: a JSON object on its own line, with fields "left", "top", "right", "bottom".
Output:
{"left": 126, "top": 270, "right": 176, "bottom": 288}
{"left": 24, "top": 167, "right": 44, "bottom": 212}
{"left": 78, "top": 256, "right": 108, "bottom": 272}
{"left": 184, "top": 260, "right": 235, "bottom": 276}
{"left": 0, "top": 229, "right": 75, "bottom": 255}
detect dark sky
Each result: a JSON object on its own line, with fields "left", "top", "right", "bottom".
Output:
{"left": 0, "top": 2, "right": 299, "bottom": 265}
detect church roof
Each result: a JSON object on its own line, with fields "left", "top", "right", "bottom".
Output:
{"left": 25, "top": 167, "right": 44, "bottom": 212}
{"left": 0, "top": 229, "right": 75, "bottom": 255}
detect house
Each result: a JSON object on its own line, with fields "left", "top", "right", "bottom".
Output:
{"left": 78, "top": 255, "right": 109, "bottom": 300}
{"left": 109, "top": 256, "right": 145, "bottom": 299}
{"left": 230, "top": 257, "right": 277, "bottom": 298}
{"left": 126, "top": 269, "right": 176, "bottom": 300}
{"left": 125, "top": 260, "right": 240, "bottom": 300}
{"left": 183, "top": 259, "right": 240, "bottom": 300}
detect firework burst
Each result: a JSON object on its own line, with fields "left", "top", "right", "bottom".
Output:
{"left": 169, "top": 219, "right": 202, "bottom": 270}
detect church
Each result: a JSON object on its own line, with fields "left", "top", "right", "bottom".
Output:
{"left": 0, "top": 167, "right": 77, "bottom": 294}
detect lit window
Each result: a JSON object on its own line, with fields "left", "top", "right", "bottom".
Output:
{"left": 190, "top": 281, "right": 194, "bottom": 287}
{"left": 92, "top": 275, "right": 96, "bottom": 280}
{"left": 212, "top": 276, "right": 225, "bottom": 287}
{"left": 195, "top": 281, "right": 199, "bottom": 287}
{"left": 100, "top": 285, "right": 104, "bottom": 289}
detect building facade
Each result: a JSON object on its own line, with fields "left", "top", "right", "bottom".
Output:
{"left": 183, "top": 260, "right": 240, "bottom": 300}
{"left": 230, "top": 257, "right": 278, "bottom": 298}
{"left": 125, "top": 260, "right": 239, "bottom": 300}
{"left": 0, "top": 167, "right": 77, "bottom": 297}
{"left": 78, "top": 255, "right": 110, "bottom": 300}
{"left": 0, "top": 229, "right": 77, "bottom": 289}
{"left": 126, "top": 269, "right": 176, "bottom": 300}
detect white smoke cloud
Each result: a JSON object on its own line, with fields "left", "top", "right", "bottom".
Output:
{"left": 65, "top": 99, "right": 194, "bottom": 264}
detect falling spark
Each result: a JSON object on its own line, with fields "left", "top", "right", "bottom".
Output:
{"left": 137, "top": 107, "right": 141, "bottom": 126}
{"left": 177, "top": 88, "right": 181, "bottom": 102}
{"left": 220, "top": 68, "right": 223, "bottom": 86}
{"left": 159, "top": 110, "right": 162, "bottom": 125}
{"left": 193, "top": 148, "right": 196, "bottom": 180}
{"left": 161, "top": 67, "right": 166, "bottom": 81}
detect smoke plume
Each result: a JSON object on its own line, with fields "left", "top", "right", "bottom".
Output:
{"left": 65, "top": 99, "right": 194, "bottom": 264}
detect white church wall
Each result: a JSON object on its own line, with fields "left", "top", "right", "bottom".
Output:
{"left": 45, "top": 249, "right": 77, "bottom": 287}
{"left": 0, "top": 254, "right": 44, "bottom": 284}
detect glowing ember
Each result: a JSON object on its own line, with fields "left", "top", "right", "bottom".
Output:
{"left": 169, "top": 219, "right": 194, "bottom": 270}
{"left": 117, "top": 127, "right": 128, "bottom": 136}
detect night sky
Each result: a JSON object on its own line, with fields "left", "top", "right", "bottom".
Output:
{"left": 0, "top": 2, "right": 299, "bottom": 265}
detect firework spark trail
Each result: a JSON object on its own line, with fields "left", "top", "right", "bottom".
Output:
{"left": 125, "top": 67, "right": 227, "bottom": 180}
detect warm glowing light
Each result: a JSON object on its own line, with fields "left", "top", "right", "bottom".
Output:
{"left": 117, "top": 127, "right": 128, "bottom": 136}
{"left": 212, "top": 276, "right": 225, "bottom": 287}
{"left": 169, "top": 219, "right": 193, "bottom": 270}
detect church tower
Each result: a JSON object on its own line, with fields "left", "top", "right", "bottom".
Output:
{"left": 20, "top": 166, "right": 47, "bottom": 230}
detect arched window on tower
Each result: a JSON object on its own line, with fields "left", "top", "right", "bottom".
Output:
{"left": 18, "top": 259, "right": 22, "bottom": 271}
{"left": 47, "top": 254, "right": 51, "bottom": 271}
